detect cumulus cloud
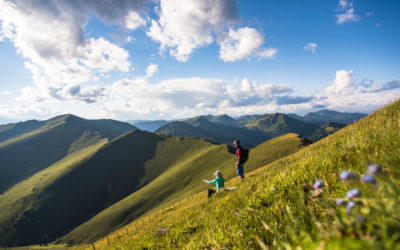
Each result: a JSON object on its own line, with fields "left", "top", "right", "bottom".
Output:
{"left": 304, "top": 42, "right": 317, "bottom": 54}
{"left": 319, "top": 70, "right": 400, "bottom": 112}
{"left": 104, "top": 77, "right": 297, "bottom": 118}
{"left": 218, "top": 27, "right": 278, "bottom": 62}
{"left": 146, "top": 0, "right": 275, "bottom": 62}
{"left": 325, "top": 70, "right": 400, "bottom": 96}
{"left": 145, "top": 63, "right": 159, "bottom": 78}
{"left": 326, "top": 70, "right": 355, "bottom": 95}
{"left": 125, "top": 10, "right": 147, "bottom": 30}
{"left": 0, "top": 0, "right": 141, "bottom": 104}
{"left": 336, "top": 0, "right": 359, "bottom": 24}
{"left": 147, "top": 0, "right": 239, "bottom": 62}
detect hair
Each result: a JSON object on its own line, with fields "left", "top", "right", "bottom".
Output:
{"left": 215, "top": 170, "right": 223, "bottom": 178}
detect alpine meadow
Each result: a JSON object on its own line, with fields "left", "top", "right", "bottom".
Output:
{"left": 0, "top": 0, "right": 399, "bottom": 249}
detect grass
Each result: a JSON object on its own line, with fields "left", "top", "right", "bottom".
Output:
{"left": 244, "top": 113, "right": 320, "bottom": 138}
{"left": 58, "top": 132, "right": 308, "bottom": 245}
{"left": 90, "top": 99, "right": 400, "bottom": 249}
{"left": 0, "top": 139, "right": 108, "bottom": 246}
{"left": 0, "top": 114, "right": 135, "bottom": 194}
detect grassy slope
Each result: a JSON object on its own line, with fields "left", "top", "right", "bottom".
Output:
{"left": 0, "top": 140, "right": 108, "bottom": 246}
{"left": 303, "top": 110, "right": 367, "bottom": 125}
{"left": 0, "top": 120, "right": 44, "bottom": 142}
{"left": 186, "top": 116, "right": 268, "bottom": 148}
{"left": 245, "top": 113, "right": 320, "bottom": 138}
{"left": 107, "top": 99, "right": 399, "bottom": 249}
{"left": 0, "top": 130, "right": 169, "bottom": 246}
{"left": 0, "top": 114, "right": 136, "bottom": 194}
{"left": 159, "top": 117, "right": 267, "bottom": 148}
{"left": 58, "top": 133, "right": 309, "bottom": 244}
{"left": 310, "top": 122, "right": 346, "bottom": 142}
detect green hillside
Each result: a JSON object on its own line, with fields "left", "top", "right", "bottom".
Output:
{"left": 155, "top": 121, "right": 219, "bottom": 142}
{"left": 208, "top": 114, "right": 238, "bottom": 126}
{"left": 309, "top": 121, "right": 346, "bottom": 142}
{"left": 0, "top": 140, "right": 108, "bottom": 246}
{"left": 0, "top": 114, "right": 136, "bottom": 194}
{"left": 57, "top": 133, "right": 309, "bottom": 245}
{"left": 245, "top": 113, "right": 320, "bottom": 138}
{"left": 0, "top": 119, "right": 43, "bottom": 142}
{"left": 302, "top": 109, "right": 367, "bottom": 125}
{"left": 159, "top": 116, "right": 267, "bottom": 148}
{"left": 104, "top": 99, "right": 399, "bottom": 249}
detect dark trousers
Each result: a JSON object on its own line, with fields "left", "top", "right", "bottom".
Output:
{"left": 208, "top": 188, "right": 216, "bottom": 198}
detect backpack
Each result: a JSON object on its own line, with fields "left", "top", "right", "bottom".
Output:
{"left": 238, "top": 146, "right": 249, "bottom": 164}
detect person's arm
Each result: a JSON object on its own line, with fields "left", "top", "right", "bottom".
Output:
{"left": 203, "top": 178, "right": 216, "bottom": 184}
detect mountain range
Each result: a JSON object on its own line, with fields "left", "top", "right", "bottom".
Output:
{"left": 155, "top": 110, "right": 366, "bottom": 147}
{"left": 0, "top": 108, "right": 367, "bottom": 247}
{"left": 0, "top": 114, "right": 311, "bottom": 247}
{"left": 130, "top": 109, "right": 366, "bottom": 135}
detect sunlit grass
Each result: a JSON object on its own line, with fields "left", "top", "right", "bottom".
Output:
{"left": 92, "top": 99, "right": 400, "bottom": 249}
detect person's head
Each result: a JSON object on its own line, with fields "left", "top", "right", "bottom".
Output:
{"left": 233, "top": 139, "right": 240, "bottom": 147}
{"left": 213, "top": 170, "right": 223, "bottom": 178}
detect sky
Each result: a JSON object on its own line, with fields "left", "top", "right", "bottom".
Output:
{"left": 0, "top": 0, "right": 399, "bottom": 122}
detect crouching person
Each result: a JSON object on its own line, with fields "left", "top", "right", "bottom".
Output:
{"left": 202, "top": 170, "right": 224, "bottom": 198}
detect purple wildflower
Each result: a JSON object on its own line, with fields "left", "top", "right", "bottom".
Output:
{"left": 346, "top": 188, "right": 360, "bottom": 200}
{"left": 313, "top": 180, "right": 324, "bottom": 190}
{"left": 336, "top": 198, "right": 345, "bottom": 206}
{"left": 361, "top": 174, "right": 375, "bottom": 184}
{"left": 346, "top": 201, "right": 356, "bottom": 215}
{"left": 339, "top": 170, "right": 357, "bottom": 181}
{"left": 368, "top": 163, "right": 382, "bottom": 175}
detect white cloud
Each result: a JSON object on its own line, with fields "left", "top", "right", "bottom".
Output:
{"left": 77, "top": 37, "right": 131, "bottom": 73}
{"left": 104, "top": 77, "right": 294, "bottom": 118}
{"left": 3, "top": 71, "right": 400, "bottom": 120}
{"left": 147, "top": 0, "right": 240, "bottom": 62}
{"left": 218, "top": 27, "right": 278, "bottom": 62}
{"left": 146, "top": 63, "right": 159, "bottom": 78}
{"left": 1, "top": 90, "right": 11, "bottom": 95}
{"left": 145, "top": 63, "right": 159, "bottom": 78}
{"left": 257, "top": 48, "right": 278, "bottom": 59}
{"left": 325, "top": 69, "right": 355, "bottom": 95}
{"left": 0, "top": 0, "right": 138, "bottom": 104}
{"left": 125, "top": 11, "right": 147, "bottom": 30}
{"left": 303, "top": 42, "right": 318, "bottom": 54}
{"left": 320, "top": 70, "right": 400, "bottom": 112}
{"left": 336, "top": 0, "right": 359, "bottom": 24}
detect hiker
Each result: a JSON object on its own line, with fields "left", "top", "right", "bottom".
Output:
{"left": 202, "top": 170, "right": 225, "bottom": 198}
{"left": 234, "top": 140, "right": 245, "bottom": 182}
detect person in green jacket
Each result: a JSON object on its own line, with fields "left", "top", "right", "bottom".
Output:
{"left": 202, "top": 170, "right": 224, "bottom": 198}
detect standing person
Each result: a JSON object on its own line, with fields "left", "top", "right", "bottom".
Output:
{"left": 234, "top": 140, "right": 245, "bottom": 182}
{"left": 202, "top": 171, "right": 224, "bottom": 198}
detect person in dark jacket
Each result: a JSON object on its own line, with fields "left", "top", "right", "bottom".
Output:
{"left": 202, "top": 170, "right": 224, "bottom": 198}
{"left": 234, "top": 140, "right": 245, "bottom": 182}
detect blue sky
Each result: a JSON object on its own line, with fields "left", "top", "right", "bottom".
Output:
{"left": 0, "top": 0, "right": 399, "bottom": 122}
